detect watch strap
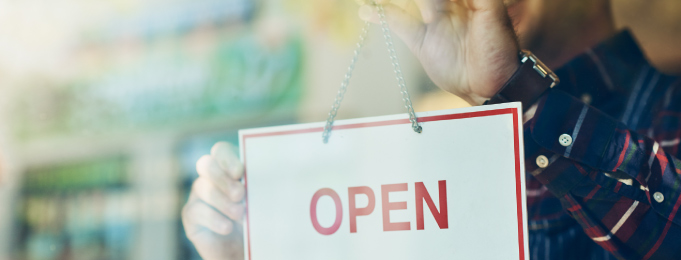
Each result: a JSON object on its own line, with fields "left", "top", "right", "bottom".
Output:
{"left": 485, "top": 52, "right": 557, "bottom": 112}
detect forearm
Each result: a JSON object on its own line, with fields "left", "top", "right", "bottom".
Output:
{"left": 526, "top": 89, "right": 681, "bottom": 259}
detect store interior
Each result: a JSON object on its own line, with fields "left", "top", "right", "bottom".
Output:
{"left": 0, "top": 0, "right": 679, "bottom": 259}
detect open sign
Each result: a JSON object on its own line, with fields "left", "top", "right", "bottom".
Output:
{"left": 240, "top": 103, "right": 528, "bottom": 260}
{"left": 309, "top": 180, "right": 448, "bottom": 235}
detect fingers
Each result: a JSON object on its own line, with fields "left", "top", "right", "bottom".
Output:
{"left": 358, "top": 4, "right": 377, "bottom": 22}
{"left": 189, "top": 227, "right": 244, "bottom": 260}
{"left": 193, "top": 177, "right": 245, "bottom": 222}
{"left": 361, "top": 0, "right": 450, "bottom": 24}
{"left": 185, "top": 142, "right": 246, "bottom": 259}
{"left": 466, "top": 0, "right": 506, "bottom": 12}
{"left": 414, "top": 0, "right": 438, "bottom": 23}
{"left": 183, "top": 197, "right": 245, "bottom": 260}
{"left": 358, "top": 4, "right": 426, "bottom": 52}
{"left": 210, "top": 141, "right": 243, "bottom": 180}
{"left": 196, "top": 155, "right": 245, "bottom": 202}
{"left": 183, "top": 198, "right": 234, "bottom": 236}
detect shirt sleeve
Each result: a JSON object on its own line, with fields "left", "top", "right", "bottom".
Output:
{"left": 525, "top": 89, "right": 681, "bottom": 259}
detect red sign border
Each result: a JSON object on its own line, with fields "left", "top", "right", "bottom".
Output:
{"left": 241, "top": 107, "right": 524, "bottom": 260}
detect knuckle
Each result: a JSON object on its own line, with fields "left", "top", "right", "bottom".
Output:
{"left": 229, "top": 163, "right": 244, "bottom": 180}
{"left": 195, "top": 155, "right": 213, "bottom": 175}
{"left": 210, "top": 187, "right": 228, "bottom": 204}
{"left": 181, "top": 202, "right": 196, "bottom": 223}
{"left": 192, "top": 178, "right": 210, "bottom": 195}
{"left": 190, "top": 178, "right": 202, "bottom": 190}
{"left": 212, "top": 142, "right": 241, "bottom": 175}
{"left": 211, "top": 141, "right": 233, "bottom": 157}
{"left": 181, "top": 206, "right": 189, "bottom": 220}
{"left": 230, "top": 184, "right": 244, "bottom": 202}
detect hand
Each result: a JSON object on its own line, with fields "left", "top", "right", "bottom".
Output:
{"left": 182, "top": 142, "right": 245, "bottom": 260}
{"left": 359, "top": 0, "right": 520, "bottom": 105}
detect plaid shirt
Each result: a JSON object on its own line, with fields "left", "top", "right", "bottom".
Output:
{"left": 524, "top": 31, "right": 681, "bottom": 260}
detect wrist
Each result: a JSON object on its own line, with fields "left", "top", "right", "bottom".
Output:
{"left": 462, "top": 95, "right": 491, "bottom": 107}
{"left": 484, "top": 50, "right": 559, "bottom": 112}
{"left": 465, "top": 62, "right": 521, "bottom": 107}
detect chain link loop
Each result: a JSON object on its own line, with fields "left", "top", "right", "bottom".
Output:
{"left": 322, "top": 5, "right": 421, "bottom": 143}
{"left": 376, "top": 4, "right": 422, "bottom": 134}
{"left": 321, "top": 21, "right": 371, "bottom": 143}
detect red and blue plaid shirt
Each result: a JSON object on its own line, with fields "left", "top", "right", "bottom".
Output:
{"left": 524, "top": 31, "right": 681, "bottom": 259}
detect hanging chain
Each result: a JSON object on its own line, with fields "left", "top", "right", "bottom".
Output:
{"left": 322, "top": 5, "right": 422, "bottom": 143}
{"left": 322, "top": 21, "right": 371, "bottom": 144}
{"left": 376, "top": 4, "right": 422, "bottom": 134}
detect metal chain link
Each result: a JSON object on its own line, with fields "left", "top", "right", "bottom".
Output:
{"left": 322, "top": 5, "right": 421, "bottom": 143}
{"left": 322, "top": 21, "right": 371, "bottom": 143}
{"left": 376, "top": 4, "right": 422, "bottom": 134}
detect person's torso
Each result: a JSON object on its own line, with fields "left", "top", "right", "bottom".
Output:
{"left": 524, "top": 30, "right": 681, "bottom": 260}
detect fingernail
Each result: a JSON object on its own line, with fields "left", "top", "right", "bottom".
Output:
{"left": 359, "top": 5, "right": 373, "bottom": 21}
{"left": 229, "top": 163, "right": 243, "bottom": 179}
{"left": 211, "top": 141, "right": 237, "bottom": 172}
{"left": 210, "top": 159, "right": 222, "bottom": 173}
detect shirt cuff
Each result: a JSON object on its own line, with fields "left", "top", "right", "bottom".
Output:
{"left": 528, "top": 89, "right": 620, "bottom": 171}
{"left": 523, "top": 89, "right": 622, "bottom": 197}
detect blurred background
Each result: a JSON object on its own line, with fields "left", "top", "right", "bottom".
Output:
{"left": 0, "top": 0, "right": 678, "bottom": 259}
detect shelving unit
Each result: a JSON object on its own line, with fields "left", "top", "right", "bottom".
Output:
{"left": 17, "top": 157, "right": 133, "bottom": 260}
{"left": 0, "top": 0, "right": 304, "bottom": 258}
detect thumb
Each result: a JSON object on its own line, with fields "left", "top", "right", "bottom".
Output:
{"left": 358, "top": 4, "right": 426, "bottom": 53}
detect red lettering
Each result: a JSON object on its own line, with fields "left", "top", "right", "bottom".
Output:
{"left": 311, "top": 181, "right": 449, "bottom": 234}
{"left": 310, "top": 188, "right": 342, "bottom": 235}
{"left": 415, "top": 180, "right": 448, "bottom": 230}
{"left": 381, "top": 183, "right": 410, "bottom": 231}
{"left": 348, "top": 186, "right": 375, "bottom": 233}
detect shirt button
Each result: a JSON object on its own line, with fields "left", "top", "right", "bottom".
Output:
{"left": 559, "top": 134, "right": 573, "bottom": 147}
{"left": 654, "top": 192, "right": 664, "bottom": 203}
{"left": 536, "top": 155, "right": 549, "bottom": 168}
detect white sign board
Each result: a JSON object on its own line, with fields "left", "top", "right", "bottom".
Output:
{"left": 239, "top": 103, "right": 528, "bottom": 260}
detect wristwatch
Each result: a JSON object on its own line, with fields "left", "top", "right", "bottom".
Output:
{"left": 484, "top": 50, "right": 559, "bottom": 112}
